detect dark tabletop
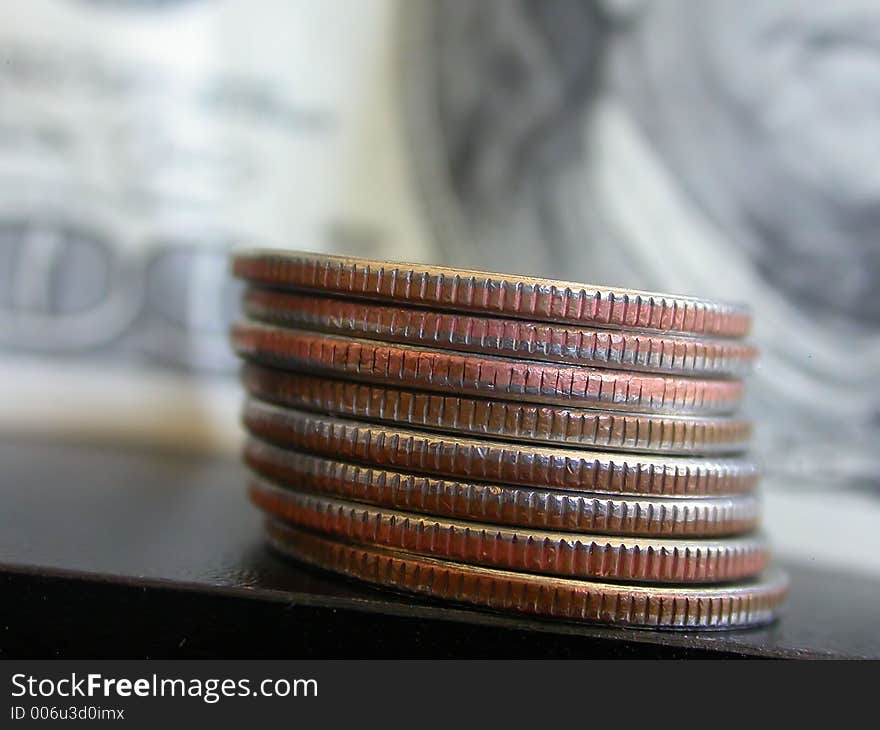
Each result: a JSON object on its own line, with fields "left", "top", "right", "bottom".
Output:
{"left": 0, "top": 436, "right": 876, "bottom": 659}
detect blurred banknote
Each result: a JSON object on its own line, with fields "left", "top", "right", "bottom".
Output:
{"left": 399, "top": 0, "right": 880, "bottom": 490}
{"left": 0, "top": 0, "right": 439, "bottom": 450}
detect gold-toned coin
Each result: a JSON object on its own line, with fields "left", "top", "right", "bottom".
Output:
{"left": 243, "top": 287, "right": 756, "bottom": 377}
{"left": 232, "top": 250, "right": 751, "bottom": 338}
{"left": 243, "top": 439, "right": 761, "bottom": 536}
{"left": 251, "top": 478, "right": 767, "bottom": 582}
{"left": 242, "top": 364, "right": 752, "bottom": 454}
{"left": 242, "top": 399, "right": 760, "bottom": 496}
{"left": 265, "top": 521, "right": 788, "bottom": 628}
{"left": 231, "top": 321, "right": 744, "bottom": 415}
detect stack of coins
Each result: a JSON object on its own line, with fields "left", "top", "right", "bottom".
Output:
{"left": 231, "top": 251, "right": 788, "bottom": 629}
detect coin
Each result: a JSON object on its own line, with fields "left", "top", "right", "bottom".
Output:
{"left": 253, "top": 483, "right": 767, "bottom": 583}
{"left": 231, "top": 250, "right": 751, "bottom": 338}
{"left": 251, "top": 476, "right": 764, "bottom": 583}
{"left": 242, "top": 287, "right": 756, "bottom": 377}
{"left": 231, "top": 322, "right": 745, "bottom": 415}
{"left": 252, "top": 483, "right": 767, "bottom": 583}
{"left": 265, "top": 521, "right": 787, "bottom": 628}
{"left": 243, "top": 439, "right": 761, "bottom": 536}
{"left": 242, "top": 400, "right": 759, "bottom": 495}
{"left": 241, "top": 364, "right": 752, "bottom": 454}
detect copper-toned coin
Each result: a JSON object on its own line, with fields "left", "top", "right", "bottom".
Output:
{"left": 252, "top": 483, "right": 768, "bottom": 583}
{"left": 243, "top": 439, "right": 761, "bottom": 536}
{"left": 266, "top": 521, "right": 788, "bottom": 628}
{"left": 243, "top": 288, "right": 756, "bottom": 377}
{"left": 242, "top": 400, "right": 760, "bottom": 496}
{"left": 231, "top": 322, "right": 744, "bottom": 415}
{"left": 232, "top": 250, "right": 751, "bottom": 338}
{"left": 242, "top": 364, "right": 752, "bottom": 454}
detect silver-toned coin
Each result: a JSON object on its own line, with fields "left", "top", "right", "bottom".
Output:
{"left": 244, "top": 440, "right": 761, "bottom": 536}
{"left": 266, "top": 521, "right": 788, "bottom": 628}
{"left": 242, "top": 364, "right": 752, "bottom": 454}
{"left": 231, "top": 321, "right": 745, "bottom": 415}
{"left": 232, "top": 250, "right": 752, "bottom": 337}
{"left": 242, "top": 399, "right": 760, "bottom": 496}
{"left": 252, "top": 481, "right": 768, "bottom": 583}
{"left": 243, "top": 286, "right": 756, "bottom": 376}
